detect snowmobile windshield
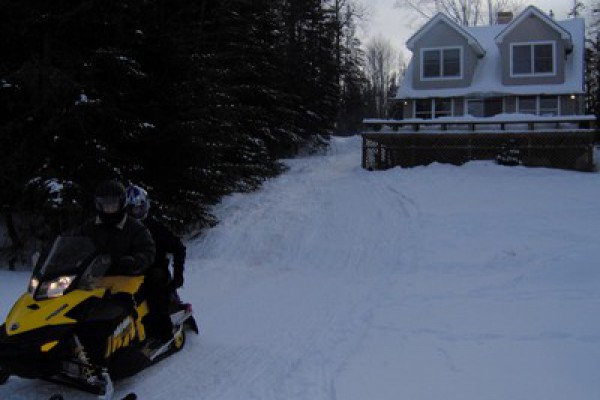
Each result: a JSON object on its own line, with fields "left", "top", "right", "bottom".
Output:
{"left": 36, "top": 236, "right": 97, "bottom": 278}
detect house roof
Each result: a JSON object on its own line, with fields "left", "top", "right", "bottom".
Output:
{"left": 397, "top": 15, "right": 585, "bottom": 99}
{"left": 406, "top": 12, "right": 486, "bottom": 57}
{"left": 495, "top": 5, "right": 573, "bottom": 51}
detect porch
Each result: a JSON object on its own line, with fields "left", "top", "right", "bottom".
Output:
{"left": 362, "top": 116, "right": 598, "bottom": 172}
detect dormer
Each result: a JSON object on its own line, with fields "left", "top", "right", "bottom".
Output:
{"left": 494, "top": 6, "right": 572, "bottom": 85}
{"left": 406, "top": 13, "right": 485, "bottom": 90}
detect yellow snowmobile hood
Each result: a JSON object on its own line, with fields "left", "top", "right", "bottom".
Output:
{"left": 4, "top": 288, "right": 105, "bottom": 336}
{"left": 4, "top": 275, "right": 144, "bottom": 337}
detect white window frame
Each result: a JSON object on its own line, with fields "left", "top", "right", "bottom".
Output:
{"left": 516, "top": 95, "right": 561, "bottom": 115}
{"left": 413, "top": 98, "right": 455, "bottom": 119}
{"left": 509, "top": 41, "right": 556, "bottom": 78}
{"left": 420, "top": 46, "right": 463, "bottom": 81}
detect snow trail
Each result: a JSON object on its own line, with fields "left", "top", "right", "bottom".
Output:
{"left": 161, "top": 137, "right": 421, "bottom": 400}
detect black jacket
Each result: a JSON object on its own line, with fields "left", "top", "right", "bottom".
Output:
{"left": 81, "top": 215, "right": 155, "bottom": 275}
{"left": 144, "top": 217, "right": 186, "bottom": 280}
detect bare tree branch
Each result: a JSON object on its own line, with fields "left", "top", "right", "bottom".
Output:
{"left": 394, "top": 0, "right": 523, "bottom": 26}
{"left": 365, "top": 35, "right": 398, "bottom": 117}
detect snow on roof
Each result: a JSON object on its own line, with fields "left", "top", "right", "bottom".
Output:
{"left": 495, "top": 6, "right": 573, "bottom": 48}
{"left": 397, "top": 16, "right": 585, "bottom": 99}
{"left": 406, "top": 13, "right": 486, "bottom": 57}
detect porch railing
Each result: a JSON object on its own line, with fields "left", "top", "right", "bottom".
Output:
{"left": 363, "top": 115, "right": 596, "bottom": 133}
{"left": 362, "top": 131, "right": 597, "bottom": 172}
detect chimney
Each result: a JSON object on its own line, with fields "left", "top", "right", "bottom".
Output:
{"left": 496, "top": 11, "right": 513, "bottom": 24}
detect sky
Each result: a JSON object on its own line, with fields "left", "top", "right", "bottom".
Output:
{"left": 360, "top": 0, "right": 595, "bottom": 57}
{"left": 2, "top": 136, "right": 599, "bottom": 399}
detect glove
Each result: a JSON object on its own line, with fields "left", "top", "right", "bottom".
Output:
{"left": 171, "top": 273, "right": 184, "bottom": 289}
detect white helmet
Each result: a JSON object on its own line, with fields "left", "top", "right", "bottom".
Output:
{"left": 126, "top": 184, "right": 150, "bottom": 220}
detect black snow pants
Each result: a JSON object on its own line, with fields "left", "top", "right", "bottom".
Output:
{"left": 143, "top": 267, "right": 173, "bottom": 341}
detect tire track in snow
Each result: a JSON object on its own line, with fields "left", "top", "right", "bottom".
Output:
{"left": 173, "top": 137, "right": 423, "bottom": 400}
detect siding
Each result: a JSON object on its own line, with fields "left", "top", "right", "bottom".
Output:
{"left": 560, "top": 94, "right": 585, "bottom": 115}
{"left": 411, "top": 21, "right": 477, "bottom": 90}
{"left": 402, "top": 100, "right": 414, "bottom": 119}
{"left": 454, "top": 98, "right": 465, "bottom": 116}
{"left": 498, "top": 15, "right": 566, "bottom": 86}
{"left": 505, "top": 96, "right": 517, "bottom": 113}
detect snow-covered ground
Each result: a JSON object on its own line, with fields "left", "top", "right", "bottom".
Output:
{"left": 1, "top": 135, "right": 600, "bottom": 399}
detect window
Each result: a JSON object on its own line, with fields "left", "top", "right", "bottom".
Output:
{"left": 517, "top": 95, "right": 560, "bottom": 116}
{"left": 434, "top": 98, "right": 452, "bottom": 118}
{"left": 421, "top": 47, "right": 462, "bottom": 80}
{"left": 443, "top": 49, "right": 461, "bottom": 77}
{"left": 539, "top": 95, "right": 559, "bottom": 116}
{"left": 467, "top": 99, "right": 484, "bottom": 117}
{"left": 423, "top": 51, "right": 441, "bottom": 78}
{"left": 467, "top": 98, "right": 503, "bottom": 117}
{"left": 511, "top": 42, "right": 555, "bottom": 76}
{"left": 414, "top": 98, "right": 454, "bottom": 119}
{"left": 512, "top": 45, "right": 532, "bottom": 75}
{"left": 534, "top": 45, "right": 554, "bottom": 73}
{"left": 518, "top": 96, "right": 537, "bottom": 115}
{"left": 415, "top": 99, "right": 432, "bottom": 119}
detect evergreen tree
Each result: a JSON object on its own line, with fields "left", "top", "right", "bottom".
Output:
{"left": 0, "top": 0, "right": 368, "bottom": 255}
{"left": 586, "top": 4, "right": 600, "bottom": 119}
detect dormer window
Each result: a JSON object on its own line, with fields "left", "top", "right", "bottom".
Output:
{"left": 421, "top": 47, "right": 462, "bottom": 80}
{"left": 510, "top": 41, "right": 555, "bottom": 77}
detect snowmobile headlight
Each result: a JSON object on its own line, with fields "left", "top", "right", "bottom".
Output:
{"left": 37, "top": 275, "right": 76, "bottom": 299}
{"left": 28, "top": 277, "right": 40, "bottom": 294}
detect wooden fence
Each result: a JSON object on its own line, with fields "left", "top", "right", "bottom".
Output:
{"left": 362, "top": 131, "right": 597, "bottom": 172}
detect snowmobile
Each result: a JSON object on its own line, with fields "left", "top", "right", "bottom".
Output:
{"left": 0, "top": 236, "right": 198, "bottom": 400}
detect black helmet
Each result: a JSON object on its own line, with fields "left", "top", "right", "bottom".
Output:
{"left": 94, "top": 180, "right": 127, "bottom": 225}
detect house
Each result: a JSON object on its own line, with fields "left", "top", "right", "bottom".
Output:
{"left": 395, "top": 6, "right": 588, "bottom": 122}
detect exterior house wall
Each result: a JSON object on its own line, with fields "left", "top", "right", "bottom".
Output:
{"left": 454, "top": 98, "right": 465, "bottom": 116}
{"left": 577, "top": 95, "right": 585, "bottom": 114}
{"left": 411, "top": 22, "right": 477, "bottom": 90}
{"left": 402, "top": 100, "right": 414, "bottom": 118}
{"left": 504, "top": 96, "right": 517, "bottom": 113}
{"left": 560, "top": 95, "right": 585, "bottom": 115}
{"left": 498, "top": 16, "right": 566, "bottom": 86}
{"left": 561, "top": 95, "right": 574, "bottom": 115}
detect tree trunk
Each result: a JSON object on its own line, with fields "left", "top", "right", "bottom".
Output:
{"left": 2, "top": 209, "right": 23, "bottom": 271}
{"left": 3, "top": 209, "right": 22, "bottom": 249}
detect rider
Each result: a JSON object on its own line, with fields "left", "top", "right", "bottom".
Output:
{"left": 84, "top": 180, "right": 155, "bottom": 275}
{"left": 125, "top": 184, "right": 187, "bottom": 346}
